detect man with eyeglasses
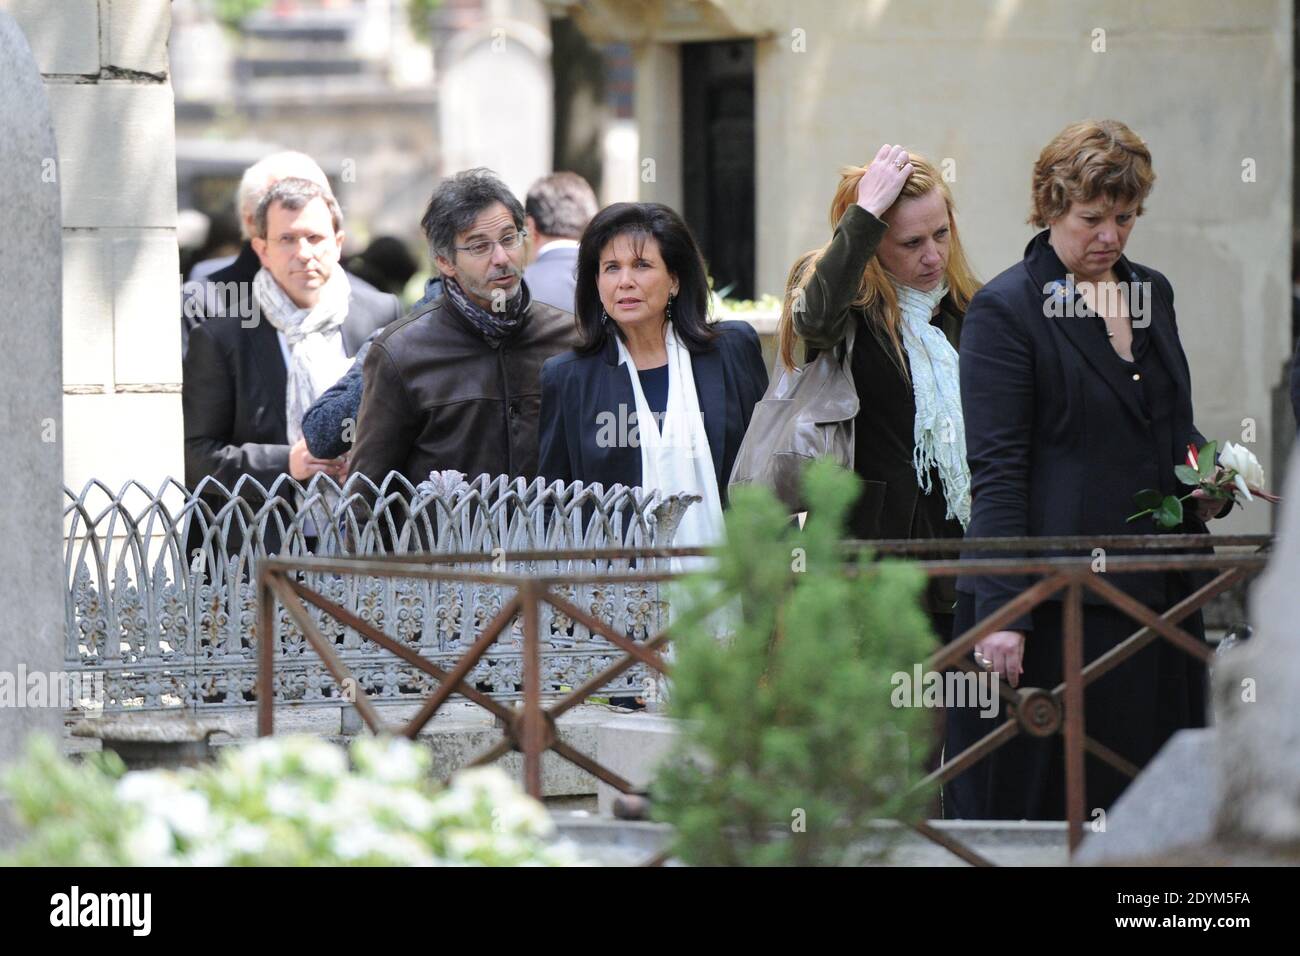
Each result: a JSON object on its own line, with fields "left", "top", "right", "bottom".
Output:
{"left": 349, "top": 168, "right": 582, "bottom": 493}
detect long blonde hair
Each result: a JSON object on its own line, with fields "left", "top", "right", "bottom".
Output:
{"left": 777, "top": 153, "right": 981, "bottom": 372}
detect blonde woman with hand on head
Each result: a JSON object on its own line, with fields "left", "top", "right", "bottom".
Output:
{"left": 778, "top": 144, "right": 981, "bottom": 640}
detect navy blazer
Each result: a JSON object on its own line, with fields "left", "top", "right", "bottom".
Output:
{"left": 538, "top": 320, "right": 769, "bottom": 506}
{"left": 957, "top": 231, "right": 1212, "bottom": 629}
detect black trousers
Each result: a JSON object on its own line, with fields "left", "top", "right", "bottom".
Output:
{"left": 942, "top": 586, "right": 1208, "bottom": 820}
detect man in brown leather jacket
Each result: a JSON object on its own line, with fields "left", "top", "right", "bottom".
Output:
{"left": 350, "top": 168, "right": 581, "bottom": 490}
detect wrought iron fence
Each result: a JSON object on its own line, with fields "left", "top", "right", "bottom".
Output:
{"left": 256, "top": 533, "right": 1272, "bottom": 866}
{"left": 64, "top": 472, "right": 698, "bottom": 713}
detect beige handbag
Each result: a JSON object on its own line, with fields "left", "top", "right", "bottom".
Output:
{"left": 728, "top": 324, "right": 859, "bottom": 511}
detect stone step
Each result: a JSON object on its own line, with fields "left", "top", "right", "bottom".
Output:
{"left": 62, "top": 702, "right": 641, "bottom": 798}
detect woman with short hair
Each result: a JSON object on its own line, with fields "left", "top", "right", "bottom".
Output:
{"left": 947, "top": 119, "right": 1229, "bottom": 819}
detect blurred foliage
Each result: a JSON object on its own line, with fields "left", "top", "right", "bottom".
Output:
{"left": 210, "top": 0, "right": 443, "bottom": 39}
{"left": 212, "top": 0, "right": 270, "bottom": 30}
{"left": 651, "top": 459, "right": 940, "bottom": 866}
{"left": 407, "top": 0, "right": 444, "bottom": 39}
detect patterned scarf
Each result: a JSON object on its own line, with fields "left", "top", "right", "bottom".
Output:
{"left": 442, "top": 275, "right": 530, "bottom": 344}
{"left": 253, "top": 266, "right": 353, "bottom": 446}
{"left": 894, "top": 280, "right": 971, "bottom": 529}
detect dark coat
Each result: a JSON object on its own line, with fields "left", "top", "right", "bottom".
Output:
{"left": 946, "top": 232, "right": 1217, "bottom": 821}
{"left": 956, "top": 230, "right": 1213, "bottom": 630}
{"left": 791, "top": 203, "right": 967, "bottom": 546}
{"left": 182, "top": 285, "right": 395, "bottom": 493}
{"left": 537, "top": 321, "right": 769, "bottom": 505}
{"left": 349, "top": 286, "right": 580, "bottom": 490}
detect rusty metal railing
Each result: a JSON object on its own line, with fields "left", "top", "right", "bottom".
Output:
{"left": 255, "top": 534, "right": 1272, "bottom": 866}
{"left": 872, "top": 533, "right": 1272, "bottom": 865}
{"left": 256, "top": 548, "right": 696, "bottom": 799}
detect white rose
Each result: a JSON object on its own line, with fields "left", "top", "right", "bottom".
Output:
{"left": 1220, "top": 442, "right": 1266, "bottom": 501}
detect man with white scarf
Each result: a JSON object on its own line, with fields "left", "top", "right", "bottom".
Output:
{"left": 183, "top": 177, "right": 396, "bottom": 549}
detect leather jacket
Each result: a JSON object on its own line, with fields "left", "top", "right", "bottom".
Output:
{"left": 350, "top": 291, "right": 581, "bottom": 490}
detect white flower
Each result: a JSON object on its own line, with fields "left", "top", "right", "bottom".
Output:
{"left": 14, "top": 733, "right": 586, "bottom": 868}
{"left": 451, "top": 766, "right": 524, "bottom": 805}
{"left": 387, "top": 789, "right": 437, "bottom": 830}
{"left": 290, "top": 737, "right": 349, "bottom": 779}
{"left": 265, "top": 782, "right": 305, "bottom": 818}
{"left": 116, "top": 771, "right": 215, "bottom": 844}
{"left": 331, "top": 820, "right": 393, "bottom": 861}
{"left": 351, "top": 736, "right": 428, "bottom": 785}
{"left": 1220, "top": 441, "right": 1266, "bottom": 502}
{"left": 223, "top": 822, "right": 270, "bottom": 856}
{"left": 122, "top": 816, "right": 177, "bottom": 866}
{"left": 183, "top": 843, "right": 231, "bottom": 867}
{"left": 491, "top": 796, "right": 555, "bottom": 837}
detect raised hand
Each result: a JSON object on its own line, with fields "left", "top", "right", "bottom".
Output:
{"left": 856, "top": 143, "right": 914, "bottom": 218}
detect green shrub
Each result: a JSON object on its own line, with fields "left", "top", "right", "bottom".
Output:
{"left": 652, "top": 460, "right": 939, "bottom": 865}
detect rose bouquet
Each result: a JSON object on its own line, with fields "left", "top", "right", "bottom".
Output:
{"left": 1128, "top": 440, "right": 1279, "bottom": 530}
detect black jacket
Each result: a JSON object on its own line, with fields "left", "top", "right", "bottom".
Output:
{"left": 182, "top": 285, "right": 395, "bottom": 493}
{"left": 957, "top": 230, "right": 1212, "bottom": 629}
{"left": 792, "top": 203, "right": 967, "bottom": 543}
{"left": 537, "top": 321, "right": 768, "bottom": 505}
{"left": 350, "top": 287, "right": 580, "bottom": 490}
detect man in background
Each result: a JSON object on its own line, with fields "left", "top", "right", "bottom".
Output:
{"left": 183, "top": 178, "right": 394, "bottom": 552}
{"left": 522, "top": 171, "right": 598, "bottom": 314}
{"left": 181, "top": 150, "right": 398, "bottom": 357}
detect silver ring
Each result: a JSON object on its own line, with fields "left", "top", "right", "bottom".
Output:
{"left": 893, "top": 160, "right": 906, "bottom": 169}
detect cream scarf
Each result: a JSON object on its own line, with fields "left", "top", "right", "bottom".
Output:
{"left": 894, "top": 280, "right": 971, "bottom": 528}
{"left": 615, "top": 323, "right": 725, "bottom": 554}
{"left": 253, "top": 266, "right": 353, "bottom": 445}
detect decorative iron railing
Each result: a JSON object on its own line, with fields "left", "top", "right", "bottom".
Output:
{"left": 64, "top": 472, "right": 697, "bottom": 713}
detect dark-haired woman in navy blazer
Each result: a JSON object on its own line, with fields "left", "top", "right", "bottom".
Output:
{"left": 538, "top": 202, "right": 767, "bottom": 534}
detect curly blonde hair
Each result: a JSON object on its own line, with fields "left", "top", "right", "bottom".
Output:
{"left": 1029, "top": 119, "right": 1156, "bottom": 228}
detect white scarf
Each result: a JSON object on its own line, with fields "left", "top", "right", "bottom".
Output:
{"left": 253, "top": 266, "right": 353, "bottom": 445}
{"left": 615, "top": 323, "right": 726, "bottom": 556}
{"left": 894, "top": 280, "right": 971, "bottom": 529}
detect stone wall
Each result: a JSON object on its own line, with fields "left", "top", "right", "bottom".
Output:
{"left": 1, "top": 0, "right": 182, "bottom": 492}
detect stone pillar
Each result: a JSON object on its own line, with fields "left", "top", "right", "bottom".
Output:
{"left": 0, "top": 9, "right": 66, "bottom": 846}
{"left": 1214, "top": 447, "right": 1300, "bottom": 844}
{"left": 630, "top": 41, "right": 682, "bottom": 211}
{"left": 439, "top": 1, "right": 554, "bottom": 199}
{"left": 1, "top": 0, "right": 182, "bottom": 493}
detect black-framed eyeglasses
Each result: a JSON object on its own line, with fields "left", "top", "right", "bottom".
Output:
{"left": 455, "top": 230, "right": 528, "bottom": 259}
